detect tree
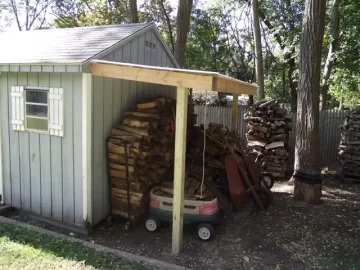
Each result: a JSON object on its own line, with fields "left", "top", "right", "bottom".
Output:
{"left": 53, "top": 0, "right": 129, "bottom": 28}
{"left": 251, "top": 0, "right": 264, "bottom": 98}
{"left": 2, "top": 0, "right": 54, "bottom": 31}
{"left": 293, "top": 0, "right": 326, "bottom": 203}
{"left": 244, "top": 0, "right": 304, "bottom": 110}
{"left": 319, "top": 0, "right": 341, "bottom": 110}
{"left": 174, "top": 0, "right": 193, "bottom": 67}
{"left": 129, "top": 0, "right": 138, "bottom": 23}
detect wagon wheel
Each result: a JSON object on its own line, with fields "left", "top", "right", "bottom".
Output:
{"left": 261, "top": 174, "right": 274, "bottom": 190}
{"left": 252, "top": 186, "right": 273, "bottom": 209}
{"left": 197, "top": 223, "right": 215, "bottom": 241}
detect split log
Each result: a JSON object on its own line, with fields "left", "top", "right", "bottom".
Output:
{"left": 117, "top": 125, "right": 150, "bottom": 136}
{"left": 247, "top": 140, "right": 266, "bottom": 147}
{"left": 259, "top": 99, "right": 276, "bottom": 109}
{"left": 247, "top": 124, "right": 268, "bottom": 133}
{"left": 244, "top": 116, "right": 265, "bottom": 122}
{"left": 265, "top": 142, "right": 285, "bottom": 150}
{"left": 125, "top": 111, "right": 160, "bottom": 119}
{"left": 109, "top": 153, "right": 136, "bottom": 166}
{"left": 112, "top": 128, "right": 142, "bottom": 139}
{"left": 137, "top": 101, "right": 158, "bottom": 109}
{"left": 109, "top": 163, "right": 135, "bottom": 173}
{"left": 123, "top": 118, "right": 157, "bottom": 129}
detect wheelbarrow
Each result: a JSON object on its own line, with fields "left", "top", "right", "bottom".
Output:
{"left": 225, "top": 152, "right": 273, "bottom": 210}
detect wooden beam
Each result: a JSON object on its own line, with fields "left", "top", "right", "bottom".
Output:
{"left": 212, "top": 77, "right": 257, "bottom": 95}
{"left": 91, "top": 62, "right": 213, "bottom": 91}
{"left": 232, "top": 94, "right": 239, "bottom": 131}
{"left": 90, "top": 60, "right": 258, "bottom": 95}
{"left": 172, "top": 87, "right": 188, "bottom": 254}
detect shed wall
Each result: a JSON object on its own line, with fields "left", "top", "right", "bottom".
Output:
{"left": 91, "top": 28, "right": 176, "bottom": 224}
{"left": 0, "top": 72, "right": 84, "bottom": 226}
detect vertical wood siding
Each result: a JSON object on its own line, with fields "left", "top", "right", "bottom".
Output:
{"left": 91, "top": 29, "right": 176, "bottom": 225}
{"left": 0, "top": 72, "right": 83, "bottom": 226}
{"left": 194, "top": 105, "right": 346, "bottom": 170}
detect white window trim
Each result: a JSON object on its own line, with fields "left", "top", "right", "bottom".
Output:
{"left": 11, "top": 86, "right": 64, "bottom": 137}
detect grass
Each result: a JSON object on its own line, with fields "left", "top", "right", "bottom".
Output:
{"left": 0, "top": 223, "right": 152, "bottom": 270}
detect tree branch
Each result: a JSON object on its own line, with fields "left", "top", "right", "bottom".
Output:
{"left": 159, "top": 0, "right": 174, "bottom": 53}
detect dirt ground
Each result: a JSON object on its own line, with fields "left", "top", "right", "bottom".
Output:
{"left": 91, "top": 174, "right": 360, "bottom": 270}
{"left": 6, "top": 173, "right": 360, "bottom": 270}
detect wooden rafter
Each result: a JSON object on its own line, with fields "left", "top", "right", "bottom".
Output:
{"left": 90, "top": 60, "right": 257, "bottom": 95}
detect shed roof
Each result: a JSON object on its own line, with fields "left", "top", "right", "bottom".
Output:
{"left": 0, "top": 23, "right": 153, "bottom": 64}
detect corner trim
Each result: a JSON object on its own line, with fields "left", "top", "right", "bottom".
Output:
{"left": 0, "top": 72, "right": 3, "bottom": 203}
{"left": 82, "top": 73, "right": 93, "bottom": 225}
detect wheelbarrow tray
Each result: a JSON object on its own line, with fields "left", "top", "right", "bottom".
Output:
{"left": 224, "top": 154, "right": 254, "bottom": 209}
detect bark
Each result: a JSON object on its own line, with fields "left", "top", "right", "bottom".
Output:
{"left": 251, "top": 0, "right": 265, "bottom": 99}
{"left": 248, "top": 95, "right": 254, "bottom": 105}
{"left": 319, "top": 0, "right": 341, "bottom": 111}
{"left": 288, "top": 50, "right": 297, "bottom": 112}
{"left": 174, "top": 0, "right": 193, "bottom": 67}
{"left": 243, "top": 0, "right": 297, "bottom": 105}
{"left": 160, "top": 0, "right": 175, "bottom": 53}
{"left": 294, "top": 0, "right": 326, "bottom": 173}
{"left": 129, "top": 0, "right": 138, "bottom": 23}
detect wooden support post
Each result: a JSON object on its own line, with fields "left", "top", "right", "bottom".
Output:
{"left": 172, "top": 87, "right": 188, "bottom": 254}
{"left": 232, "top": 94, "right": 239, "bottom": 131}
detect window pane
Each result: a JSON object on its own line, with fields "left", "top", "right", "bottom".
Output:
{"left": 26, "top": 117, "right": 48, "bottom": 131}
{"left": 26, "top": 90, "right": 48, "bottom": 104}
{"left": 26, "top": 104, "right": 47, "bottom": 117}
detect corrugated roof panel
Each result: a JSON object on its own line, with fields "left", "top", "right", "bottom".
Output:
{"left": 0, "top": 23, "right": 151, "bottom": 64}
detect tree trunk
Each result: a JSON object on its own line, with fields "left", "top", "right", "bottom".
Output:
{"left": 339, "top": 98, "right": 343, "bottom": 110}
{"left": 319, "top": 0, "right": 341, "bottom": 111}
{"left": 160, "top": 0, "right": 175, "bottom": 53}
{"left": 129, "top": 0, "right": 138, "bottom": 23}
{"left": 293, "top": 0, "right": 326, "bottom": 204}
{"left": 174, "top": 0, "right": 193, "bottom": 67}
{"left": 288, "top": 51, "right": 297, "bottom": 112}
{"left": 251, "top": 0, "right": 265, "bottom": 99}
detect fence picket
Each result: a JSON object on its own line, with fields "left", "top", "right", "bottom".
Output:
{"left": 194, "top": 105, "right": 344, "bottom": 170}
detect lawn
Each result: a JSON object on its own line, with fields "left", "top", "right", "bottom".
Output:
{"left": 0, "top": 223, "right": 151, "bottom": 270}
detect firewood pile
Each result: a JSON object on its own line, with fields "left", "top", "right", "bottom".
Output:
{"left": 337, "top": 109, "right": 360, "bottom": 182}
{"left": 186, "top": 123, "right": 241, "bottom": 197}
{"left": 152, "top": 179, "right": 213, "bottom": 200}
{"left": 244, "top": 99, "right": 292, "bottom": 178}
{"left": 107, "top": 97, "right": 195, "bottom": 220}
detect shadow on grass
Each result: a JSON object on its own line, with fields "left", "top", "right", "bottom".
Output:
{"left": 0, "top": 223, "right": 150, "bottom": 270}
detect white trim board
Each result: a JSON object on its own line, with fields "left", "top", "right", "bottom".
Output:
{"left": 0, "top": 73, "right": 3, "bottom": 203}
{"left": 82, "top": 73, "right": 93, "bottom": 225}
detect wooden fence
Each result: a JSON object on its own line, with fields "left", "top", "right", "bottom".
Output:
{"left": 194, "top": 105, "right": 346, "bottom": 169}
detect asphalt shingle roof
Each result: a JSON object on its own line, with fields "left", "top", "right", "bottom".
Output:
{"left": 0, "top": 23, "right": 152, "bottom": 64}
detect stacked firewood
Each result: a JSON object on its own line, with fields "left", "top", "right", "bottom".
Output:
{"left": 244, "top": 100, "right": 292, "bottom": 178}
{"left": 152, "top": 179, "right": 213, "bottom": 200}
{"left": 186, "top": 123, "right": 239, "bottom": 196}
{"left": 108, "top": 97, "right": 196, "bottom": 220}
{"left": 337, "top": 109, "right": 360, "bottom": 182}
{"left": 108, "top": 97, "right": 176, "bottom": 220}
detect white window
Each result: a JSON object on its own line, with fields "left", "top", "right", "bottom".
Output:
{"left": 11, "top": 86, "right": 64, "bottom": 137}
{"left": 25, "top": 88, "right": 49, "bottom": 132}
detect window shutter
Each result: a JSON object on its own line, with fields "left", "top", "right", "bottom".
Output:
{"left": 49, "top": 88, "right": 64, "bottom": 137}
{"left": 11, "top": 86, "right": 25, "bottom": 131}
